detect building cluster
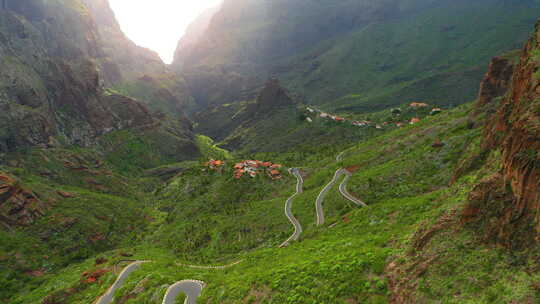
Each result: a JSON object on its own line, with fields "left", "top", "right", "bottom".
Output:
{"left": 318, "top": 111, "right": 345, "bottom": 122}
{"left": 205, "top": 159, "right": 225, "bottom": 171}
{"left": 409, "top": 102, "right": 429, "bottom": 108}
{"left": 393, "top": 103, "right": 444, "bottom": 127}
{"left": 352, "top": 120, "right": 373, "bottom": 127}
{"left": 304, "top": 102, "right": 444, "bottom": 130}
{"left": 308, "top": 107, "right": 380, "bottom": 128}
{"left": 204, "top": 159, "right": 285, "bottom": 179}
{"left": 234, "top": 160, "right": 283, "bottom": 179}
{"left": 430, "top": 108, "right": 443, "bottom": 115}
{"left": 409, "top": 103, "right": 443, "bottom": 115}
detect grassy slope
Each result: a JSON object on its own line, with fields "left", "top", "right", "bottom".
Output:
{"left": 196, "top": 100, "right": 390, "bottom": 155}
{"left": 0, "top": 123, "right": 201, "bottom": 302}
{"left": 0, "top": 147, "right": 157, "bottom": 302}
{"left": 179, "top": 0, "right": 539, "bottom": 112}
{"left": 9, "top": 101, "right": 535, "bottom": 303}
{"left": 289, "top": 1, "right": 537, "bottom": 112}
{"left": 8, "top": 102, "right": 540, "bottom": 303}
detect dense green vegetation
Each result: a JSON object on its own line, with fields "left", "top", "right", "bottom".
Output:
{"left": 3, "top": 1, "right": 540, "bottom": 303}
{"left": 6, "top": 100, "right": 539, "bottom": 303}
{"left": 0, "top": 148, "right": 157, "bottom": 302}
{"left": 176, "top": 0, "right": 540, "bottom": 113}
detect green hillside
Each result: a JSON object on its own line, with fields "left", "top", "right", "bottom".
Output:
{"left": 174, "top": 0, "right": 540, "bottom": 113}
{"left": 10, "top": 98, "right": 539, "bottom": 303}
{"left": 2, "top": 0, "right": 540, "bottom": 303}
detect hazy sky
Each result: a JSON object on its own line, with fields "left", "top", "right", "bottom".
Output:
{"left": 108, "top": 0, "right": 222, "bottom": 64}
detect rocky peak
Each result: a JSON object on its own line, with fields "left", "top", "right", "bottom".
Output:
{"left": 252, "top": 78, "right": 295, "bottom": 112}
{"left": 473, "top": 54, "right": 517, "bottom": 117}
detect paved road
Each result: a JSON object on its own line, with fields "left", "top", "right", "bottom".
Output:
{"left": 279, "top": 168, "right": 304, "bottom": 247}
{"left": 176, "top": 260, "right": 243, "bottom": 270}
{"left": 338, "top": 171, "right": 368, "bottom": 207}
{"left": 315, "top": 169, "right": 345, "bottom": 226}
{"left": 336, "top": 151, "right": 346, "bottom": 162}
{"left": 316, "top": 168, "right": 368, "bottom": 225}
{"left": 95, "top": 261, "right": 147, "bottom": 304}
{"left": 162, "top": 280, "right": 205, "bottom": 304}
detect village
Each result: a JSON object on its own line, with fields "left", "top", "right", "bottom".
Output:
{"left": 205, "top": 159, "right": 285, "bottom": 180}
{"left": 305, "top": 102, "right": 443, "bottom": 129}
{"left": 203, "top": 102, "right": 443, "bottom": 180}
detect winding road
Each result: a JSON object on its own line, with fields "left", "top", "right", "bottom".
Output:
{"left": 339, "top": 171, "right": 368, "bottom": 207}
{"left": 316, "top": 167, "right": 368, "bottom": 225}
{"left": 315, "top": 169, "right": 346, "bottom": 226}
{"left": 162, "top": 280, "right": 205, "bottom": 304}
{"left": 95, "top": 259, "right": 243, "bottom": 304}
{"left": 95, "top": 261, "right": 147, "bottom": 304}
{"left": 279, "top": 168, "right": 304, "bottom": 247}
{"left": 94, "top": 159, "right": 361, "bottom": 303}
{"left": 336, "top": 150, "right": 347, "bottom": 162}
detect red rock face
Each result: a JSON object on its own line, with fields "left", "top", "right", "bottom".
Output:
{"left": 474, "top": 56, "right": 515, "bottom": 116}
{"left": 0, "top": 172, "right": 47, "bottom": 227}
{"left": 493, "top": 21, "right": 540, "bottom": 244}
{"left": 465, "top": 19, "right": 540, "bottom": 248}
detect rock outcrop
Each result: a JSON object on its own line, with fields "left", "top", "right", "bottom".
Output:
{"left": 0, "top": 0, "right": 199, "bottom": 161}
{"left": 473, "top": 53, "right": 518, "bottom": 116}
{"left": 81, "top": 0, "right": 196, "bottom": 115}
{"left": 0, "top": 172, "right": 47, "bottom": 228}
{"left": 462, "top": 18, "right": 540, "bottom": 248}
{"left": 247, "top": 78, "right": 296, "bottom": 114}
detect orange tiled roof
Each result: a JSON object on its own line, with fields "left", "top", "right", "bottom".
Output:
{"left": 410, "top": 102, "right": 429, "bottom": 108}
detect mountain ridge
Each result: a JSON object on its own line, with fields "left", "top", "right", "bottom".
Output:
{"left": 174, "top": 0, "right": 540, "bottom": 114}
{"left": 2, "top": 1, "right": 540, "bottom": 303}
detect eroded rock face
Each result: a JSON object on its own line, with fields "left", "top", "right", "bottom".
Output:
{"left": 464, "top": 18, "right": 540, "bottom": 248}
{"left": 0, "top": 172, "right": 47, "bottom": 228}
{"left": 80, "top": 0, "right": 197, "bottom": 115}
{"left": 474, "top": 55, "right": 516, "bottom": 116}
{"left": 0, "top": 1, "right": 199, "bottom": 160}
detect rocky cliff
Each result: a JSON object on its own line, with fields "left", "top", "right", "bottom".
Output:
{"left": 0, "top": 0, "right": 199, "bottom": 161}
{"left": 81, "top": 0, "right": 196, "bottom": 116}
{"left": 194, "top": 77, "right": 299, "bottom": 152}
{"left": 473, "top": 52, "right": 519, "bottom": 117}
{"left": 174, "top": 0, "right": 540, "bottom": 113}
{"left": 463, "top": 19, "right": 540, "bottom": 249}
{"left": 173, "top": 6, "right": 220, "bottom": 70}
{"left": 247, "top": 77, "right": 296, "bottom": 113}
